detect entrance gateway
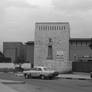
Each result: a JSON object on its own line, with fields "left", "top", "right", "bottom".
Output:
{"left": 34, "top": 22, "right": 72, "bottom": 73}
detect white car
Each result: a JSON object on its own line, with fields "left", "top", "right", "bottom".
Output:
{"left": 23, "top": 66, "right": 59, "bottom": 79}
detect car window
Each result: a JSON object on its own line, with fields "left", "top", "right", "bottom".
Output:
{"left": 37, "top": 68, "right": 42, "bottom": 71}
{"left": 31, "top": 68, "right": 42, "bottom": 71}
{"left": 43, "top": 67, "right": 52, "bottom": 71}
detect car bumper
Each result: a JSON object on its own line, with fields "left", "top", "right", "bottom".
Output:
{"left": 48, "top": 72, "right": 59, "bottom": 77}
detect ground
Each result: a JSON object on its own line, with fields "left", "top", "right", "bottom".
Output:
{"left": 0, "top": 72, "right": 92, "bottom": 92}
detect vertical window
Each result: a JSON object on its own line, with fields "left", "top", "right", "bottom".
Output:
{"left": 52, "top": 26, "right": 54, "bottom": 30}
{"left": 64, "top": 26, "right": 65, "bottom": 30}
{"left": 55, "top": 26, "right": 56, "bottom": 30}
{"left": 48, "top": 26, "right": 49, "bottom": 30}
{"left": 45, "top": 26, "right": 47, "bottom": 30}
{"left": 47, "top": 38, "right": 53, "bottom": 60}
{"left": 76, "top": 41, "right": 77, "bottom": 47}
{"left": 39, "top": 26, "right": 40, "bottom": 30}
{"left": 43, "top": 26, "right": 45, "bottom": 30}
{"left": 57, "top": 26, "right": 58, "bottom": 30}
{"left": 41, "top": 26, "right": 42, "bottom": 30}
{"left": 81, "top": 41, "right": 82, "bottom": 46}
{"left": 62, "top": 26, "right": 63, "bottom": 30}
{"left": 86, "top": 41, "right": 88, "bottom": 46}
{"left": 50, "top": 26, "right": 52, "bottom": 30}
{"left": 47, "top": 45, "right": 53, "bottom": 60}
{"left": 59, "top": 26, "right": 61, "bottom": 30}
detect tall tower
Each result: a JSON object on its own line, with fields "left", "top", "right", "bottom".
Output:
{"left": 34, "top": 22, "right": 72, "bottom": 73}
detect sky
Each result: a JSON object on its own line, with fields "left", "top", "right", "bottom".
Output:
{"left": 0, "top": 0, "right": 92, "bottom": 50}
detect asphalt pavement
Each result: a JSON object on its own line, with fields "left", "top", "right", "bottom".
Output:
{"left": 0, "top": 72, "right": 91, "bottom": 92}
{"left": 58, "top": 72, "right": 91, "bottom": 80}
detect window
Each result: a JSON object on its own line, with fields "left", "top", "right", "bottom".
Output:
{"left": 57, "top": 26, "right": 59, "bottom": 30}
{"left": 72, "top": 41, "right": 77, "bottom": 46}
{"left": 47, "top": 45, "right": 53, "bottom": 59}
{"left": 59, "top": 26, "right": 61, "bottom": 30}
{"left": 39, "top": 26, "right": 40, "bottom": 30}
{"left": 37, "top": 68, "right": 42, "bottom": 71}
{"left": 55, "top": 26, "right": 56, "bottom": 30}
{"left": 41, "top": 26, "right": 42, "bottom": 30}
{"left": 62, "top": 26, "right": 63, "bottom": 30}
{"left": 45, "top": 26, "right": 47, "bottom": 30}
{"left": 52, "top": 26, "right": 54, "bottom": 30}
{"left": 48, "top": 26, "right": 49, "bottom": 30}
{"left": 43, "top": 26, "right": 45, "bottom": 30}
{"left": 64, "top": 26, "right": 65, "bottom": 30}
{"left": 86, "top": 41, "right": 88, "bottom": 46}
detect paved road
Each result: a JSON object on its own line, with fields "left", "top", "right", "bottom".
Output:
{"left": 5, "top": 78, "right": 92, "bottom": 92}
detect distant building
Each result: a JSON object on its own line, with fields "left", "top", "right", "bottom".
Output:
{"left": 3, "top": 41, "right": 34, "bottom": 65}
{"left": 34, "top": 22, "right": 72, "bottom": 72}
{"left": 24, "top": 41, "right": 34, "bottom": 67}
{"left": 69, "top": 38, "right": 92, "bottom": 62}
{"left": 3, "top": 42, "right": 24, "bottom": 63}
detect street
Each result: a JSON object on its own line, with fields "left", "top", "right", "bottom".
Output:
{"left": 4, "top": 77, "right": 92, "bottom": 92}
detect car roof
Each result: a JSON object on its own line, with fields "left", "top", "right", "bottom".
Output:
{"left": 34, "top": 66, "right": 47, "bottom": 68}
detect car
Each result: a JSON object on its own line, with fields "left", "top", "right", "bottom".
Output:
{"left": 23, "top": 66, "right": 59, "bottom": 79}
{"left": 14, "top": 66, "right": 24, "bottom": 72}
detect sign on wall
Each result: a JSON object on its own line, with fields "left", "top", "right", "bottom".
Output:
{"left": 56, "top": 51, "right": 64, "bottom": 60}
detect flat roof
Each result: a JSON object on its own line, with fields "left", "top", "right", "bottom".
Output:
{"left": 36, "top": 22, "right": 69, "bottom": 24}
{"left": 70, "top": 38, "right": 91, "bottom": 41}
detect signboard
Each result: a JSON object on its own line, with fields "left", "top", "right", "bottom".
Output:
{"left": 56, "top": 51, "right": 64, "bottom": 60}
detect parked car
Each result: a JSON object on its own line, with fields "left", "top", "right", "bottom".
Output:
{"left": 23, "top": 66, "right": 59, "bottom": 79}
{"left": 14, "top": 66, "right": 24, "bottom": 72}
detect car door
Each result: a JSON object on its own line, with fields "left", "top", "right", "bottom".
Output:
{"left": 31, "top": 68, "right": 42, "bottom": 77}
{"left": 36, "top": 68, "right": 42, "bottom": 77}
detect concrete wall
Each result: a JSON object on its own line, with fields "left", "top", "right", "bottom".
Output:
{"left": 34, "top": 22, "right": 72, "bottom": 72}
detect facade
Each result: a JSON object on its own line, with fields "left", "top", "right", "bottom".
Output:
{"left": 34, "top": 22, "right": 72, "bottom": 72}
{"left": 69, "top": 38, "right": 92, "bottom": 62}
{"left": 3, "top": 42, "right": 24, "bottom": 63}
{"left": 24, "top": 41, "right": 34, "bottom": 67}
{"left": 3, "top": 41, "right": 34, "bottom": 65}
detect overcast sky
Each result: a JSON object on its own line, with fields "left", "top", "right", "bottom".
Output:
{"left": 0, "top": 0, "right": 92, "bottom": 50}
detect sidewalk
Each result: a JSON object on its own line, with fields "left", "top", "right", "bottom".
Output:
{"left": 0, "top": 79, "right": 25, "bottom": 92}
{"left": 0, "top": 81, "right": 18, "bottom": 92}
{"left": 58, "top": 72, "right": 91, "bottom": 80}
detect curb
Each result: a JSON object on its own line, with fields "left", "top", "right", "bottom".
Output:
{"left": 60, "top": 77, "right": 91, "bottom": 80}
{"left": 1, "top": 81, "right": 25, "bottom": 84}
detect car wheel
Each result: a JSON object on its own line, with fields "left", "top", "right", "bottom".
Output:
{"left": 24, "top": 74, "right": 28, "bottom": 79}
{"left": 40, "top": 75, "right": 45, "bottom": 80}
{"left": 90, "top": 74, "right": 92, "bottom": 78}
{"left": 28, "top": 74, "right": 32, "bottom": 79}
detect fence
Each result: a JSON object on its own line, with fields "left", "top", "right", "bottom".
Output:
{"left": 72, "top": 62, "right": 92, "bottom": 73}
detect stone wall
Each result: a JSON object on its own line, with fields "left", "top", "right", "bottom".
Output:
{"left": 34, "top": 22, "right": 72, "bottom": 72}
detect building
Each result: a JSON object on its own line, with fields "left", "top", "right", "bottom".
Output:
{"left": 3, "top": 42, "right": 24, "bottom": 63}
{"left": 3, "top": 41, "right": 34, "bottom": 65}
{"left": 24, "top": 41, "right": 34, "bottom": 67}
{"left": 69, "top": 38, "right": 92, "bottom": 62}
{"left": 34, "top": 22, "right": 72, "bottom": 72}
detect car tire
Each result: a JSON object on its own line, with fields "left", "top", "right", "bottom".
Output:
{"left": 28, "top": 74, "right": 32, "bottom": 79}
{"left": 24, "top": 74, "right": 28, "bottom": 79}
{"left": 90, "top": 74, "right": 92, "bottom": 78}
{"left": 40, "top": 75, "right": 45, "bottom": 80}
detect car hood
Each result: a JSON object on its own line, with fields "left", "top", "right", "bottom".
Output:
{"left": 44, "top": 70, "right": 55, "bottom": 73}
